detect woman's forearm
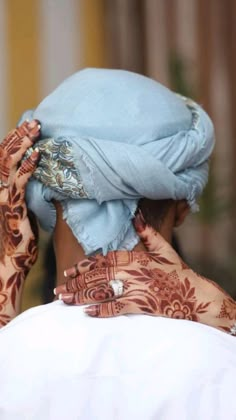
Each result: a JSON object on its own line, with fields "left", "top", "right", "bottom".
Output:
{"left": 0, "top": 232, "right": 37, "bottom": 326}
{"left": 0, "top": 257, "right": 27, "bottom": 326}
{"left": 0, "top": 121, "right": 40, "bottom": 327}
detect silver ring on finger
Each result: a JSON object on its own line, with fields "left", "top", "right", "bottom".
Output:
{"left": 230, "top": 323, "right": 236, "bottom": 336}
{"left": 109, "top": 279, "right": 124, "bottom": 297}
{"left": 0, "top": 180, "right": 9, "bottom": 189}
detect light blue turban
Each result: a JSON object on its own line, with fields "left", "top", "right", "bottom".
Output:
{"left": 20, "top": 68, "right": 215, "bottom": 255}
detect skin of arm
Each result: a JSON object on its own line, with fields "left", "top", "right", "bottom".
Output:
{"left": 0, "top": 121, "right": 40, "bottom": 326}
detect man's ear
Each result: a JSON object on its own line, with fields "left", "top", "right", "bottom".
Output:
{"left": 174, "top": 200, "right": 190, "bottom": 227}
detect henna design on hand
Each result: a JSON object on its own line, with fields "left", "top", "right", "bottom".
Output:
{"left": 217, "top": 298, "right": 236, "bottom": 320}
{"left": 0, "top": 121, "right": 39, "bottom": 183}
{"left": 0, "top": 184, "right": 25, "bottom": 263}
{"left": 56, "top": 215, "right": 236, "bottom": 335}
{"left": 0, "top": 276, "right": 10, "bottom": 326}
{"left": 59, "top": 267, "right": 211, "bottom": 321}
{"left": 0, "top": 121, "right": 40, "bottom": 326}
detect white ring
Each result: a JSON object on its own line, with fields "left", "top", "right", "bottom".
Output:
{"left": 230, "top": 323, "right": 236, "bottom": 336}
{"left": 0, "top": 180, "right": 9, "bottom": 189}
{"left": 109, "top": 279, "right": 124, "bottom": 297}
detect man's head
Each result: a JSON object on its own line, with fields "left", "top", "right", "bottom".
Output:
{"left": 20, "top": 68, "right": 214, "bottom": 257}
{"left": 138, "top": 198, "right": 189, "bottom": 232}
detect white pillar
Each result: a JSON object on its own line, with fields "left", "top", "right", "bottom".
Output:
{"left": 39, "top": 0, "right": 82, "bottom": 99}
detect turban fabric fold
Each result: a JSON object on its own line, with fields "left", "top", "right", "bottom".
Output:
{"left": 20, "top": 69, "right": 214, "bottom": 254}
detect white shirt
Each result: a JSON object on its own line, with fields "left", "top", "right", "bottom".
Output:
{"left": 0, "top": 300, "right": 235, "bottom": 420}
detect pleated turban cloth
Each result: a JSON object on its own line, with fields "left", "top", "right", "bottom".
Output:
{"left": 20, "top": 68, "right": 215, "bottom": 255}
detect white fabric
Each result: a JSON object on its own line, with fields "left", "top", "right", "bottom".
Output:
{"left": 0, "top": 300, "right": 235, "bottom": 420}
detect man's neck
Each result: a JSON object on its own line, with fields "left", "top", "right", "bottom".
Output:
{"left": 53, "top": 202, "right": 174, "bottom": 286}
{"left": 54, "top": 229, "right": 172, "bottom": 287}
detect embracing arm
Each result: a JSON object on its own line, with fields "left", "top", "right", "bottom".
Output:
{"left": 0, "top": 121, "right": 40, "bottom": 326}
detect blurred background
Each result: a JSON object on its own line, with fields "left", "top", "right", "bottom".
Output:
{"left": 0, "top": 0, "right": 236, "bottom": 309}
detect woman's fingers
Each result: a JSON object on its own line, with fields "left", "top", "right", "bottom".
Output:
{"left": 1, "top": 120, "right": 40, "bottom": 149}
{"left": 0, "top": 120, "right": 41, "bottom": 183}
{"left": 64, "top": 257, "right": 104, "bottom": 278}
{"left": 55, "top": 266, "right": 117, "bottom": 295}
{"left": 17, "top": 120, "right": 40, "bottom": 142}
{"left": 64, "top": 251, "right": 135, "bottom": 279}
{"left": 15, "top": 148, "right": 40, "bottom": 189}
{"left": 55, "top": 266, "right": 131, "bottom": 299}
{"left": 11, "top": 120, "right": 41, "bottom": 167}
{"left": 58, "top": 281, "right": 115, "bottom": 305}
{"left": 83, "top": 298, "right": 139, "bottom": 318}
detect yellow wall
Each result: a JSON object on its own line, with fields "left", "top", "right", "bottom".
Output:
{"left": 80, "top": 0, "right": 107, "bottom": 68}
{"left": 6, "top": 0, "right": 40, "bottom": 127}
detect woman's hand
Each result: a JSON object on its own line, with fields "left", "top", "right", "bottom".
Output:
{"left": 0, "top": 120, "right": 40, "bottom": 326}
{"left": 55, "top": 214, "right": 236, "bottom": 335}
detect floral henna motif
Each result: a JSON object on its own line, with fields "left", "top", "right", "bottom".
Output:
{"left": 0, "top": 314, "right": 11, "bottom": 327}
{"left": 84, "top": 283, "right": 114, "bottom": 303}
{"left": 4, "top": 238, "right": 38, "bottom": 310}
{"left": 68, "top": 265, "right": 212, "bottom": 322}
{"left": 159, "top": 278, "right": 211, "bottom": 321}
{"left": 149, "top": 270, "right": 180, "bottom": 298}
{"left": 124, "top": 269, "right": 211, "bottom": 321}
{"left": 0, "top": 293, "right": 8, "bottom": 311}
{"left": 0, "top": 237, "right": 38, "bottom": 314}
{"left": 0, "top": 195, "right": 38, "bottom": 312}
{"left": 5, "top": 272, "right": 22, "bottom": 309}
{"left": 13, "top": 237, "right": 38, "bottom": 275}
{"left": 0, "top": 184, "right": 25, "bottom": 263}
{"left": 0, "top": 120, "right": 40, "bottom": 326}
{"left": 129, "top": 294, "right": 159, "bottom": 314}
{"left": 217, "top": 298, "right": 236, "bottom": 320}
{"left": 0, "top": 275, "right": 17, "bottom": 316}
{"left": 148, "top": 252, "right": 174, "bottom": 265}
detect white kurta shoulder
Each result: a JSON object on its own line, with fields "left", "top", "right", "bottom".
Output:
{"left": 0, "top": 300, "right": 235, "bottom": 420}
